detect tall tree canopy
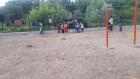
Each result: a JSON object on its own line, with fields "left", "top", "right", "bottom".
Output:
{"left": 1, "top": 0, "right": 40, "bottom": 21}
{"left": 29, "top": 6, "right": 69, "bottom": 23}
{"left": 0, "top": 0, "right": 139, "bottom": 27}
{"left": 85, "top": 0, "right": 106, "bottom": 27}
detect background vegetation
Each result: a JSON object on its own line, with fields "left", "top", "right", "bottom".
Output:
{"left": 0, "top": 0, "right": 140, "bottom": 32}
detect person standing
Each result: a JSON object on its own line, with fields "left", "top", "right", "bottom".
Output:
{"left": 48, "top": 17, "right": 53, "bottom": 25}
{"left": 108, "top": 21, "right": 111, "bottom": 32}
{"left": 39, "top": 22, "right": 43, "bottom": 34}
{"left": 57, "top": 23, "right": 61, "bottom": 33}
{"left": 64, "top": 22, "right": 68, "bottom": 33}
{"left": 80, "top": 22, "right": 84, "bottom": 32}
{"left": 119, "top": 16, "right": 124, "bottom": 32}
{"left": 61, "top": 23, "right": 64, "bottom": 33}
{"left": 48, "top": 17, "right": 53, "bottom": 30}
{"left": 75, "top": 23, "right": 80, "bottom": 33}
{"left": 109, "top": 16, "right": 113, "bottom": 31}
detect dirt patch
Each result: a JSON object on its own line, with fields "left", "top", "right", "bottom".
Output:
{"left": 0, "top": 30, "right": 140, "bottom": 79}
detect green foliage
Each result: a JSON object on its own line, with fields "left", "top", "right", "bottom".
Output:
{"left": 0, "top": 0, "right": 139, "bottom": 32}
{"left": 29, "top": 6, "right": 69, "bottom": 23}
{"left": 47, "top": 0, "right": 72, "bottom": 11}
{"left": 4, "top": 4, "right": 23, "bottom": 21}
{"left": 0, "top": 0, "right": 39, "bottom": 21}
{"left": 75, "top": 0, "right": 91, "bottom": 13}
{"left": 85, "top": 0, "right": 138, "bottom": 27}
{"left": 0, "top": 26, "right": 29, "bottom": 33}
{"left": 110, "top": 0, "right": 135, "bottom": 25}
{"left": 85, "top": 0, "right": 106, "bottom": 27}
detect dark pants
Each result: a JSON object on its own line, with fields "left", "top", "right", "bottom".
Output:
{"left": 48, "top": 23, "right": 52, "bottom": 30}
{"left": 62, "top": 29, "right": 64, "bottom": 33}
{"left": 76, "top": 28, "right": 80, "bottom": 33}
{"left": 110, "top": 24, "right": 113, "bottom": 31}
{"left": 81, "top": 28, "right": 84, "bottom": 32}
{"left": 57, "top": 28, "right": 61, "bottom": 33}
{"left": 119, "top": 23, "right": 122, "bottom": 32}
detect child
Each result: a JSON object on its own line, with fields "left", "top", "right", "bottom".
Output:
{"left": 75, "top": 23, "right": 80, "bottom": 33}
{"left": 61, "top": 23, "right": 64, "bottom": 33}
{"left": 119, "top": 16, "right": 124, "bottom": 32}
{"left": 80, "top": 22, "right": 84, "bottom": 32}
{"left": 64, "top": 22, "right": 68, "bottom": 33}
{"left": 57, "top": 23, "right": 61, "bottom": 33}
{"left": 39, "top": 22, "right": 43, "bottom": 34}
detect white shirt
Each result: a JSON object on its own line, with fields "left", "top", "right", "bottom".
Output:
{"left": 109, "top": 18, "right": 113, "bottom": 25}
{"left": 49, "top": 18, "right": 52, "bottom": 24}
{"left": 39, "top": 23, "right": 42, "bottom": 26}
{"left": 80, "top": 23, "right": 84, "bottom": 28}
{"left": 61, "top": 24, "right": 64, "bottom": 29}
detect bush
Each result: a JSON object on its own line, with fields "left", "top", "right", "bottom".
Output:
{"left": 1, "top": 26, "right": 29, "bottom": 33}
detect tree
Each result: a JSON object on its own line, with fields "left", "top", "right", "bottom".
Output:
{"left": 85, "top": 0, "right": 136, "bottom": 27}
{"left": 75, "top": 0, "right": 91, "bottom": 13}
{"left": 3, "top": 4, "right": 23, "bottom": 21}
{"left": 109, "top": 0, "right": 134, "bottom": 24}
{"left": 46, "top": 0, "right": 75, "bottom": 12}
{"left": 0, "top": 0, "right": 41, "bottom": 22}
{"left": 29, "top": 6, "right": 69, "bottom": 23}
{"left": 85, "top": 0, "right": 106, "bottom": 27}
{"left": 0, "top": 7, "right": 5, "bottom": 22}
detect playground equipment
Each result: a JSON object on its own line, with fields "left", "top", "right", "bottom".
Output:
{"left": 105, "top": 0, "right": 138, "bottom": 48}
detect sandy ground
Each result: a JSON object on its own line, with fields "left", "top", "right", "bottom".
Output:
{"left": 0, "top": 30, "right": 140, "bottom": 79}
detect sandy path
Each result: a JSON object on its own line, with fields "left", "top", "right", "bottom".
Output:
{"left": 0, "top": 30, "right": 140, "bottom": 79}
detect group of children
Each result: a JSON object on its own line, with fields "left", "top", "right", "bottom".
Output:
{"left": 57, "top": 22, "right": 85, "bottom": 33}
{"left": 39, "top": 22, "right": 70, "bottom": 34}
{"left": 39, "top": 16, "right": 125, "bottom": 34}
{"left": 57, "top": 22, "right": 68, "bottom": 33}
{"left": 39, "top": 21, "right": 85, "bottom": 34}
{"left": 75, "top": 22, "right": 84, "bottom": 33}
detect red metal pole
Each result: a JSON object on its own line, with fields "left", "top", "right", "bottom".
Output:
{"left": 134, "top": 0, "right": 138, "bottom": 47}
{"left": 105, "top": 5, "right": 109, "bottom": 48}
